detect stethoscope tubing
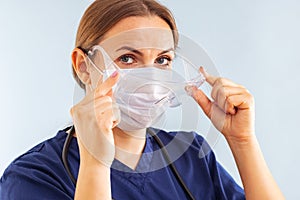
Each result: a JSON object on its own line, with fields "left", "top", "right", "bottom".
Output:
{"left": 61, "top": 126, "right": 195, "bottom": 200}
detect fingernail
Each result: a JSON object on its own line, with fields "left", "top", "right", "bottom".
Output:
{"left": 111, "top": 71, "right": 118, "bottom": 78}
{"left": 199, "top": 66, "right": 205, "bottom": 74}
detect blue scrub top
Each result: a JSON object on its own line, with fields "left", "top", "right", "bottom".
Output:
{"left": 0, "top": 128, "right": 245, "bottom": 200}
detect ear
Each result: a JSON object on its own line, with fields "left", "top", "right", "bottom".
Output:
{"left": 71, "top": 48, "right": 91, "bottom": 86}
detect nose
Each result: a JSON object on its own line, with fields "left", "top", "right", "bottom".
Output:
{"left": 141, "top": 49, "right": 157, "bottom": 66}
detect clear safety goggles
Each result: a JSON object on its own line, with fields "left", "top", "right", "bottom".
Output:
{"left": 85, "top": 28, "right": 206, "bottom": 107}
{"left": 72, "top": 28, "right": 221, "bottom": 172}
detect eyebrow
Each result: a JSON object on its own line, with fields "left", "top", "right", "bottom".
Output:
{"left": 116, "top": 46, "right": 174, "bottom": 56}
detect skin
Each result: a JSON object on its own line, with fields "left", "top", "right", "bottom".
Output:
{"left": 71, "top": 16, "right": 285, "bottom": 199}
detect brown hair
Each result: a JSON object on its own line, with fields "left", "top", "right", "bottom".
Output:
{"left": 73, "top": 0, "right": 178, "bottom": 89}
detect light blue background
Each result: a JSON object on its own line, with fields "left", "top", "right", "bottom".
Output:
{"left": 0, "top": 0, "right": 299, "bottom": 199}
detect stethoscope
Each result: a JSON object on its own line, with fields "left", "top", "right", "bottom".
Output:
{"left": 62, "top": 125, "right": 195, "bottom": 200}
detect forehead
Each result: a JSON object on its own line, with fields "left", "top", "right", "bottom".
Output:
{"left": 99, "top": 16, "right": 175, "bottom": 53}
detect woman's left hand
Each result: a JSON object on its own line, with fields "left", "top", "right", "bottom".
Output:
{"left": 187, "top": 67, "right": 255, "bottom": 142}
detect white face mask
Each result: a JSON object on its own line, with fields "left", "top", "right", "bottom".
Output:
{"left": 114, "top": 67, "right": 183, "bottom": 131}
{"left": 86, "top": 45, "right": 205, "bottom": 131}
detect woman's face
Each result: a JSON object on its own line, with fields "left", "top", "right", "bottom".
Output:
{"left": 87, "top": 16, "right": 175, "bottom": 89}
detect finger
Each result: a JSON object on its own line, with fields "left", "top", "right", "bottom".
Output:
{"left": 215, "top": 87, "right": 247, "bottom": 114}
{"left": 97, "top": 110, "right": 115, "bottom": 135}
{"left": 199, "top": 66, "right": 218, "bottom": 86}
{"left": 94, "top": 97, "right": 120, "bottom": 130}
{"left": 186, "top": 84, "right": 229, "bottom": 133}
{"left": 95, "top": 70, "right": 120, "bottom": 97}
{"left": 111, "top": 103, "right": 121, "bottom": 128}
{"left": 199, "top": 66, "right": 244, "bottom": 89}
{"left": 226, "top": 93, "right": 254, "bottom": 111}
{"left": 211, "top": 79, "right": 245, "bottom": 101}
{"left": 210, "top": 103, "right": 228, "bottom": 132}
{"left": 93, "top": 95, "right": 114, "bottom": 113}
{"left": 94, "top": 100, "right": 115, "bottom": 134}
{"left": 186, "top": 85, "right": 213, "bottom": 118}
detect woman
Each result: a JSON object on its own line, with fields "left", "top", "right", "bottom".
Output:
{"left": 0, "top": 0, "right": 284, "bottom": 199}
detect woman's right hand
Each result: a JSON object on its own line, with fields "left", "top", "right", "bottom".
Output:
{"left": 70, "top": 71, "right": 120, "bottom": 167}
{"left": 71, "top": 70, "right": 120, "bottom": 199}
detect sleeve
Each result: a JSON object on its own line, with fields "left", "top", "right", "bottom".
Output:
{"left": 0, "top": 163, "right": 73, "bottom": 200}
{"left": 0, "top": 147, "right": 75, "bottom": 200}
{"left": 204, "top": 141, "right": 245, "bottom": 200}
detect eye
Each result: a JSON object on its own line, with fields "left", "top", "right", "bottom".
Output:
{"left": 155, "top": 56, "right": 172, "bottom": 66}
{"left": 118, "top": 54, "right": 135, "bottom": 65}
